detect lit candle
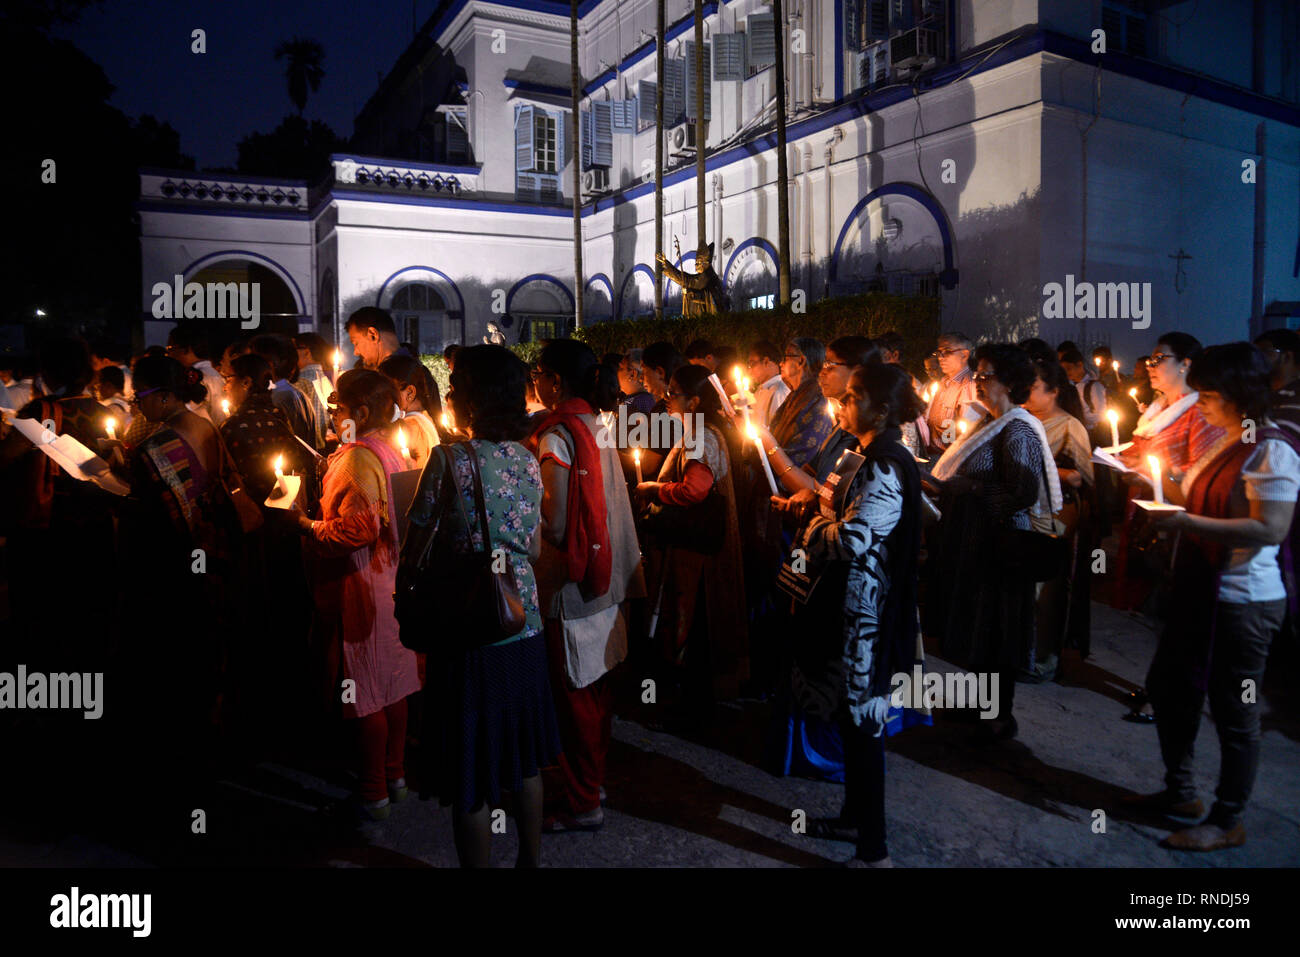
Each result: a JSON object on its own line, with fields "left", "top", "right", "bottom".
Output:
{"left": 105, "top": 417, "right": 117, "bottom": 441}
{"left": 1107, "top": 408, "right": 1119, "bottom": 448}
{"left": 733, "top": 365, "right": 744, "bottom": 389}
{"left": 957, "top": 419, "right": 969, "bottom": 437}
{"left": 1129, "top": 387, "right": 1138, "bottom": 400}
{"left": 1094, "top": 356, "right": 1102, "bottom": 367}
{"left": 827, "top": 399, "right": 836, "bottom": 421}
{"left": 633, "top": 447, "right": 643, "bottom": 484}
{"left": 273, "top": 455, "right": 288, "bottom": 496}
{"left": 748, "top": 424, "right": 779, "bottom": 496}
{"left": 397, "top": 427, "right": 412, "bottom": 465}
{"left": 332, "top": 349, "right": 341, "bottom": 383}
{"left": 1147, "top": 455, "right": 1163, "bottom": 504}
{"left": 441, "top": 411, "right": 453, "bottom": 434}
{"left": 1112, "top": 360, "right": 1120, "bottom": 374}
{"left": 221, "top": 398, "right": 231, "bottom": 418}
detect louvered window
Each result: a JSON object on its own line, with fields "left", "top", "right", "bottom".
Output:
{"left": 611, "top": 98, "right": 637, "bottom": 133}
{"left": 714, "top": 33, "right": 747, "bottom": 80}
{"left": 663, "top": 58, "right": 687, "bottom": 125}
{"left": 582, "top": 102, "right": 613, "bottom": 169}
{"left": 747, "top": 12, "right": 776, "bottom": 72}
{"left": 684, "top": 41, "right": 712, "bottom": 121}
{"left": 638, "top": 79, "right": 657, "bottom": 131}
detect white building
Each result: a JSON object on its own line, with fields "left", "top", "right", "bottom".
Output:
{"left": 139, "top": 0, "right": 1300, "bottom": 363}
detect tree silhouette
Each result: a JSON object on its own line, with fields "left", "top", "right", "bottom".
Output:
{"left": 273, "top": 37, "right": 325, "bottom": 116}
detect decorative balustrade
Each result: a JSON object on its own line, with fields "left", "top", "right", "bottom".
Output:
{"left": 331, "top": 156, "right": 477, "bottom": 196}
{"left": 140, "top": 171, "right": 308, "bottom": 208}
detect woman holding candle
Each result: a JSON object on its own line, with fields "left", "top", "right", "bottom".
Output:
{"left": 400, "top": 345, "right": 560, "bottom": 867}
{"left": 378, "top": 354, "right": 444, "bottom": 464}
{"left": 1114, "top": 333, "right": 1225, "bottom": 617}
{"left": 924, "top": 344, "right": 1061, "bottom": 740}
{"left": 528, "top": 340, "right": 644, "bottom": 832}
{"left": 294, "top": 369, "right": 420, "bottom": 823}
{"left": 219, "top": 353, "right": 315, "bottom": 504}
{"left": 636, "top": 363, "right": 748, "bottom": 713}
{"left": 1128, "top": 343, "right": 1299, "bottom": 851}
{"left": 781, "top": 363, "right": 925, "bottom": 865}
{"left": 1022, "top": 358, "right": 1094, "bottom": 682}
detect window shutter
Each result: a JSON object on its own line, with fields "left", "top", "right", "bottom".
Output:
{"left": 539, "top": 173, "right": 560, "bottom": 204}
{"left": 845, "top": 1, "right": 859, "bottom": 51}
{"left": 1125, "top": 14, "right": 1147, "bottom": 56}
{"left": 747, "top": 12, "right": 776, "bottom": 69}
{"left": 593, "top": 101, "right": 613, "bottom": 166}
{"left": 611, "top": 98, "right": 636, "bottom": 133}
{"left": 684, "top": 41, "right": 711, "bottom": 121}
{"left": 446, "top": 110, "right": 469, "bottom": 161}
{"left": 638, "top": 80, "right": 657, "bottom": 124}
{"left": 555, "top": 110, "right": 567, "bottom": 170}
{"left": 714, "top": 33, "right": 747, "bottom": 81}
{"left": 515, "top": 104, "right": 535, "bottom": 172}
{"left": 516, "top": 171, "right": 538, "bottom": 201}
{"left": 664, "top": 58, "right": 687, "bottom": 124}
{"left": 864, "top": 0, "right": 889, "bottom": 42}
{"left": 1101, "top": 7, "right": 1123, "bottom": 49}
{"left": 581, "top": 109, "right": 594, "bottom": 169}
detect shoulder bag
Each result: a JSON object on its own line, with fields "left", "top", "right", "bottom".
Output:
{"left": 394, "top": 442, "right": 526, "bottom": 652}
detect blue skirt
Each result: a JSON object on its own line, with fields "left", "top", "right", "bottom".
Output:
{"left": 421, "top": 632, "right": 563, "bottom": 813}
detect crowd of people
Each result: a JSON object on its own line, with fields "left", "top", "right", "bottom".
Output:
{"left": 1, "top": 307, "right": 1297, "bottom": 866}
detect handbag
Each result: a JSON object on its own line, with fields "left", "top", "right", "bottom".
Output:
{"left": 394, "top": 443, "right": 526, "bottom": 652}
{"left": 213, "top": 429, "right": 264, "bottom": 534}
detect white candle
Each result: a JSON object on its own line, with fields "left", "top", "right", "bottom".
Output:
{"left": 1148, "top": 455, "right": 1163, "bottom": 504}
{"left": 397, "top": 427, "right": 412, "bottom": 465}
{"left": 105, "top": 417, "right": 116, "bottom": 441}
{"left": 332, "top": 349, "right": 341, "bottom": 383}
{"left": 748, "top": 424, "right": 779, "bottom": 496}
{"left": 273, "top": 455, "right": 288, "bottom": 496}
{"left": 1107, "top": 408, "right": 1119, "bottom": 448}
{"left": 633, "top": 447, "right": 643, "bottom": 484}
{"left": 732, "top": 365, "right": 744, "bottom": 390}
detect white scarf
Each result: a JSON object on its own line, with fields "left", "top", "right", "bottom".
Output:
{"left": 1133, "top": 391, "right": 1198, "bottom": 438}
{"left": 931, "top": 405, "right": 1063, "bottom": 517}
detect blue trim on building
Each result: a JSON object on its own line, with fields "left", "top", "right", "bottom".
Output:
{"left": 585, "top": 273, "right": 615, "bottom": 301}
{"left": 828, "top": 182, "right": 957, "bottom": 287}
{"left": 180, "top": 249, "right": 307, "bottom": 314}
{"left": 375, "top": 266, "right": 467, "bottom": 314}
{"left": 503, "top": 78, "right": 570, "bottom": 98}
{"left": 330, "top": 189, "right": 572, "bottom": 216}
{"left": 331, "top": 153, "right": 481, "bottom": 176}
{"left": 722, "top": 236, "right": 779, "bottom": 291}
{"left": 507, "top": 273, "right": 575, "bottom": 313}
{"left": 583, "top": 69, "right": 617, "bottom": 96}
{"left": 136, "top": 200, "right": 313, "bottom": 220}
{"left": 617, "top": 264, "right": 657, "bottom": 319}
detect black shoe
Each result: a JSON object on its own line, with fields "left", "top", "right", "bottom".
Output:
{"left": 808, "top": 817, "right": 857, "bottom": 842}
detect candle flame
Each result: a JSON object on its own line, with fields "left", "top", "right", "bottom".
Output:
{"left": 1106, "top": 408, "right": 1118, "bottom": 424}
{"left": 221, "top": 398, "right": 231, "bottom": 416}
{"left": 1147, "top": 455, "right": 1160, "bottom": 474}
{"left": 274, "top": 455, "right": 284, "bottom": 473}
{"left": 827, "top": 399, "right": 836, "bottom": 420}
{"left": 633, "top": 447, "right": 641, "bottom": 463}
{"left": 398, "top": 428, "right": 408, "bottom": 451}
{"left": 105, "top": 417, "right": 116, "bottom": 436}
{"left": 1129, "top": 387, "right": 1138, "bottom": 399}
{"left": 333, "top": 349, "right": 341, "bottom": 366}
{"left": 1094, "top": 356, "right": 1102, "bottom": 366}
{"left": 441, "top": 412, "right": 451, "bottom": 430}
{"left": 733, "top": 365, "right": 743, "bottom": 386}
{"left": 957, "top": 420, "right": 969, "bottom": 435}
{"left": 1112, "top": 360, "right": 1120, "bottom": 371}
{"left": 746, "top": 424, "right": 759, "bottom": 442}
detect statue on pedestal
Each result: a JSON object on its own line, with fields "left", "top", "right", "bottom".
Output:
{"left": 656, "top": 240, "right": 729, "bottom": 318}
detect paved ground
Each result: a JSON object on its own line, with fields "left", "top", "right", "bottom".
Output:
{"left": 2, "top": 600, "right": 1297, "bottom": 868}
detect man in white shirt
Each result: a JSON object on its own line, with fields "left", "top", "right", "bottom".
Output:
{"left": 924, "top": 332, "right": 978, "bottom": 456}
{"left": 166, "top": 326, "right": 227, "bottom": 425}
{"left": 293, "top": 332, "right": 332, "bottom": 451}
{"left": 747, "top": 340, "right": 790, "bottom": 428}
{"left": 1, "top": 357, "right": 35, "bottom": 410}
{"left": 1059, "top": 346, "right": 1108, "bottom": 431}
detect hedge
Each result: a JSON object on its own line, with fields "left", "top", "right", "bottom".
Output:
{"left": 420, "top": 292, "right": 940, "bottom": 394}
{"left": 574, "top": 292, "right": 940, "bottom": 374}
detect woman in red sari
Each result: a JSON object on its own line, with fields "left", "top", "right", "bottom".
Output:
{"left": 1128, "top": 343, "right": 1298, "bottom": 851}
{"left": 295, "top": 370, "right": 420, "bottom": 822}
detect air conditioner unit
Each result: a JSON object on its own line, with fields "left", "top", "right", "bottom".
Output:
{"left": 668, "top": 123, "right": 697, "bottom": 157}
{"left": 890, "top": 27, "right": 941, "bottom": 72}
{"left": 582, "top": 168, "right": 610, "bottom": 194}
{"left": 858, "top": 41, "right": 891, "bottom": 89}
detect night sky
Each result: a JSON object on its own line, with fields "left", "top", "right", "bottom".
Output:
{"left": 54, "top": 0, "right": 445, "bottom": 169}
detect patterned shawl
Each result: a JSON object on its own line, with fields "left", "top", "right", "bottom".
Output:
{"left": 769, "top": 377, "right": 832, "bottom": 468}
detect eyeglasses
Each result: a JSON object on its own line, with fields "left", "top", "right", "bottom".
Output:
{"left": 1145, "top": 353, "right": 1174, "bottom": 367}
{"left": 932, "top": 348, "right": 963, "bottom": 358}
{"left": 666, "top": 390, "right": 687, "bottom": 399}
{"left": 822, "top": 360, "right": 849, "bottom": 370}
{"left": 973, "top": 371, "right": 996, "bottom": 383}
{"left": 127, "top": 386, "right": 164, "bottom": 404}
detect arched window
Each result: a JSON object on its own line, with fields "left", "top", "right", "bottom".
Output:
{"left": 391, "top": 283, "right": 446, "bottom": 312}
{"left": 390, "top": 282, "right": 449, "bottom": 355}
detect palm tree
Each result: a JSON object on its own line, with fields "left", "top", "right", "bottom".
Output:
{"left": 570, "top": 0, "right": 584, "bottom": 330}
{"left": 274, "top": 38, "right": 325, "bottom": 116}
{"left": 771, "top": 0, "right": 792, "bottom": 306}
{"left": 654, "top": 0, "right": 665, "bottom": 320}
{"left": 694, "top": 0, "right": 706, "bottom": 253}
